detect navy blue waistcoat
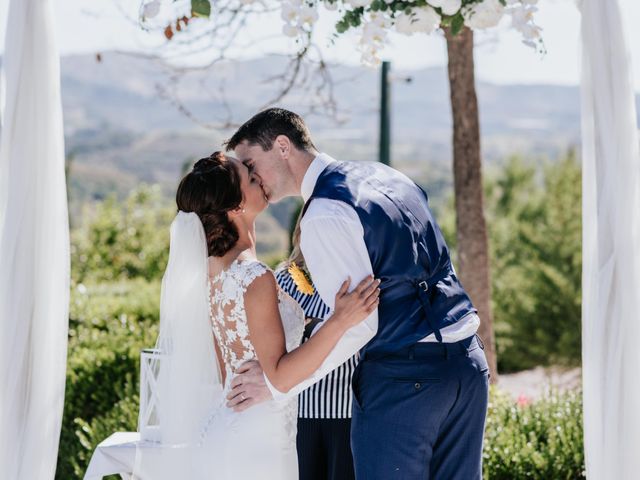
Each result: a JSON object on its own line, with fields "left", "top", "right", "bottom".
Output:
{"left": 302, "top": 160, "right": 476, "bottom": 356}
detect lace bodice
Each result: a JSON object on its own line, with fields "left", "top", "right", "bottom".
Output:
{"left": 208, "top": 258, "right": 305, "bottom": 380}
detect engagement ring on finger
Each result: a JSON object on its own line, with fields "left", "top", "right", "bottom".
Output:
{"left": 240, "top": 393, "right": 246, "bottom": 401}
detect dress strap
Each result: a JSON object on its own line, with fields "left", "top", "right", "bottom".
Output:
{"left": 238, "top": 260, "right": 270, "bottom": 291}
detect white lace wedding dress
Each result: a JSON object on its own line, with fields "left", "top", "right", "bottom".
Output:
{"left": 195, "top": 258, "right": 304, "bottom": 480}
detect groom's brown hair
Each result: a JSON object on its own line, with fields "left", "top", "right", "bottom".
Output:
{"left": 225, "top": 108, "right": 316, "bottom": 152}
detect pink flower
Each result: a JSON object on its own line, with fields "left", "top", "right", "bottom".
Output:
{"left": 517, "top": 394, "right": 531, "bottom": 407}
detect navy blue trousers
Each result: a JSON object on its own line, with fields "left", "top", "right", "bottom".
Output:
{"left": 297, "top": 418, "right": 356, "bottom": 480}
{"left": 351, "top": 335, "right": 489, "bottom": 480}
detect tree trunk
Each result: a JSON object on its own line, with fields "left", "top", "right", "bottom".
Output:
{"left": 444, "top": 26, "right": 498, "bottom": 382}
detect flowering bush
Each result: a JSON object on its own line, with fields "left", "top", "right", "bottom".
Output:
{"left": 141, "top": 0, "right": 542, "bottom": 65}
{"left": 483, "top": 388, "right": 585, "bottom": 479}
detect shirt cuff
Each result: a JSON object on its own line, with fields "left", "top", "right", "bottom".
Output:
{"left": 263, "top": 372, "right": 286, "bottom": 402}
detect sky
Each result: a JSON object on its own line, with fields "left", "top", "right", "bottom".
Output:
{"left": 0, "top": 0, "right": 639, "bottom": 90}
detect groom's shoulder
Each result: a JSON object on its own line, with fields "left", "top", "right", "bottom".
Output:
{"left": 301, "top": 198, "right": 361, "bottom": 229}
{"left": 325, "top": 159, "right": 401, "bottom": 181}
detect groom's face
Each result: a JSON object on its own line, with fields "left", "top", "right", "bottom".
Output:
{"left": 234, "top": 140, "right": 289, "bottom": 203}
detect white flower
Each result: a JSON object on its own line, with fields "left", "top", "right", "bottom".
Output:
{"left": 510, "top": 4, "right": 537, "bottom": 26}
{"left": 428, "top": 0, "right": 462, "bottom": 16}
{"left": 142, "top": 0, "right": 160, "bottom": 19}
{"left": 298, "top": 5, "right": 319, "bottom": 26}
{"left": 411, "top": 6, "right": 441, "bottom": 33}
{"left": 361, "top": 50, "right": 382, "bottom": 67}
{"left": 394, "top": 11, "right": 416, "bottom": 35}
{"left": 281, "top": 2, "right": 300, "bottom": 23}
{"left": 358, "top": 13, "right": 391, "bottom": 67}
{"left": 519, "top": 22, "right": 541, "bottom": 39}
{"left": 369, "top": 11, "right": 392, "bottom": 29}
{"left": 361, "top": 23, "right": 385, "bottom": 45}
{"left": 239, "top": 0, "right": 255, "bottom": 4}
{"left": 394, "top": 6, "right": 441, "bottom": 35}
{"left": 324, "top": 0, "right": 338, "bottom": 11}
{"left": 283, "top": 23, "right": 300, "bottom": 37}
{"left": 462, "top": 0, "right": 505, "bottom": 30}
{"left": 348, "top": 0, "right": 373, "bottom": 7}
{"left": 508, "top": 3, "right": 541, "bottom": 40}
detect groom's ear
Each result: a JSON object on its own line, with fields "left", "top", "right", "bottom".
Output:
{"left": 274, "top": 135, "right": 292, "bottom": 158}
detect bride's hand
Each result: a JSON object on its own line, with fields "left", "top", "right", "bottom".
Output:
{"left": 331, "top": 275, "right": 381, "bottom": 329}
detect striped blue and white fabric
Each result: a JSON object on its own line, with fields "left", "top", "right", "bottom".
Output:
{"left": 275, "top": 268, "right": 358, "bottom": 419}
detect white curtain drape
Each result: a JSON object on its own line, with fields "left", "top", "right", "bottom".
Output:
{"left": 580, "top": 0, "right": 640, "bottom": 478}
{"left": 0, "top": 0, "right": 70, "bottom": 478}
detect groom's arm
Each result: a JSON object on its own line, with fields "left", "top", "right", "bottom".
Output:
{"left": 264, "top": 198, "right": 378, "bottom": 400}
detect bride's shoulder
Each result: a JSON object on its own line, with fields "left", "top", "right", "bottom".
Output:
{"left": 238, "top": 258, "right": 273, "bottom": 286}
{"left": 241, "top": 260, "right": 278, "bottom": 306}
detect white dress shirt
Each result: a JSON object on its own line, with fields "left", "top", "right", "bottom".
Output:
{"left": 266, "top": 153, "right": 479, "bottom": 399}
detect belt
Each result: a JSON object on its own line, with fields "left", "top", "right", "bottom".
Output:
{"left": 371, "top": 334, "right": 481, "bottom": 361}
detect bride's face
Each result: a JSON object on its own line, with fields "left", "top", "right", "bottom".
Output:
{"left": 229, "top": 157, "right": 268, "bottom": 215}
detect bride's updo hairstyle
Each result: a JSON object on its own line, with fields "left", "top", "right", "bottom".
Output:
{"left": 176, "top": 151, "right": 243, "bottom": 257}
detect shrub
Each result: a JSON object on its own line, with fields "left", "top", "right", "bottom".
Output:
{"left": 56, "top": 281, "right": 159, "bottom": 480}
{"left": 72, "top": 386, "right": 140, "bottom": 480}
{"left": 71, "top": 185, "right": 174, "bottom": 283}
{"left": 489, "top": 153, "right": 582, "bottom": 371}
{"left": 69, "top": 279, "right": 161, "bottom": 331}
{"left": 441, "top": 152, "right": 582, "bottom": 371}
{"left": 483, "top": 388, "right": 585, "bottom": 479}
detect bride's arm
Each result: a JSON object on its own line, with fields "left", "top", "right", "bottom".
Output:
{"left": 245, "top": 272, "right": 379, "bottom": 394}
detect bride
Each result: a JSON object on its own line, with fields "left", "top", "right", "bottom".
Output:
{"left": 134, "top": 151, "right": 380, "bottom": 480}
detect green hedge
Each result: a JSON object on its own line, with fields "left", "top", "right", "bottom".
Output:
{"left": 73, "top": 390, "right": 140, "bottom": 480}
{"left": 71, "top": 185, "right": 173, "bottom": 283}
{"left": 483, "top": 388, "right": 585, "bottom": 479}
{"left": 56, "top": 280, "right": 159, "bottom": 480}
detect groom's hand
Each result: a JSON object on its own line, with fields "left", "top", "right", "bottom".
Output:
{"left": 226, "top": 360, "right": 272, "bottom": 412}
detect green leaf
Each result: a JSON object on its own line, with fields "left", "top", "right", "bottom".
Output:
{"left": 336, "top": 19, "right": 349, "bottom": 34}
{"left": 451, "top": 13, "right": 464, "bottom": 35}
{"left": 191, "top": 0, "right": 211, "bottom": 18}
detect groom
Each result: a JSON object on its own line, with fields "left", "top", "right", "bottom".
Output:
{"left": 225, "top": 108, "right": 489, "bottom": 479}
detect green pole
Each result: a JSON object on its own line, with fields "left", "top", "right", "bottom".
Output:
{"left": 379, "top": 61, "right": 391, "bottom": 166}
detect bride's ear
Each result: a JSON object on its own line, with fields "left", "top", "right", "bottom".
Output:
{"left": 228, "top": 205, "right": 246, "bottom": 218}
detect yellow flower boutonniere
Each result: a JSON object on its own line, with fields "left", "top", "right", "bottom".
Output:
{"left": 288, "top": 262, "right": 315, "bottom": 295}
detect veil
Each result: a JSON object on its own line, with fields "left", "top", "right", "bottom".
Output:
{"left": 133, "top": 211, "right": 223, "bottom": 479}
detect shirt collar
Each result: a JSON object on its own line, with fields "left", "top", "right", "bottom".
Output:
{"left": 301, "top": 153, "right": 336, "bottom": 202}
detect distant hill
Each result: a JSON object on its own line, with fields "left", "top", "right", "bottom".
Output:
{"left": 58, "top": 52, "right": 639, "bottom": 257}
{"left": 61, "top": 51, "right": 614, "bottom": 201}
